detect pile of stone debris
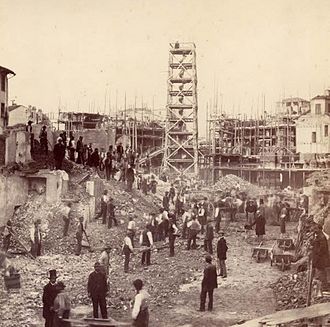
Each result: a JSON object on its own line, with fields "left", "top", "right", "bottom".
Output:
{"left": 213, "top": 174, "right": 263, "bottom": 198}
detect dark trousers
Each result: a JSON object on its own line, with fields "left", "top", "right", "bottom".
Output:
{"left": 63, "top": 218, "right": 69, "bottom": 237}
{"left": 108, "top": 215, "right": 118, "bottom": 229}
{"left": 204, "top": 239, "right": 213, "bottom": 254}
{"left": 128, "top": 230, "right": 135, "bottom": 247}
{"left": 127, "top": 180, "right": 133, "bottom": 192}
{"left": 219, "top": 259, "right": 227, "bottom": 277}
{"left": 55, "top": 159, "right": 63, "bottom": 170}
{"left": 105, "top": 166, "right": 111, "bottom": 180}
{"left": 91, "top": 294, "right": 107, "bottom": 319}
{"left": 200, "top": 288, "right": 214, "bottom": 311}
{"left": 141, "top": 250, "right": 151, "bottom": 265}
{"left": 45, "top": 313, "right": 54, "bottom": 327}
{"left": 76, "top": 152, "right": 83, "bottom": 164}
{"left": 69, "top": 149, "right": 75, "bottom": 161}
{"left": 124, "top": 252, "right": 130, "bottom": 272}
{"left": 182, "top": 222, "right": 187, "bottom": 239}
{"left": 96, "top": 204, "right": 107, "bottom": 224}
{"left": 169, "top": 235, "right": 176, "bottom": 256}
{"left": 31, "top": 241, "right": 41, "bottom": 257}
{"left": 187, "top": 231, "right": 198, "bottom": 250}
{"left": 75, "top": 237, "right": 82, "bottom": 255}
{"left": 215, "top": 216, "right": 221, "bottom": 233}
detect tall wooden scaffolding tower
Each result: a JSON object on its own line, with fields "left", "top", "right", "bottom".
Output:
{"left": 163, "top": 42, "right": 199, "bottom": 175}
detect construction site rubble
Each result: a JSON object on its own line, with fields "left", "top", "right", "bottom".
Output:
{"left": 213, "top": 174, "right": 263, "bottom": 197}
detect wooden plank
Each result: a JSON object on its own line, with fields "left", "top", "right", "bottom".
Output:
{"left": 9, "top": 230, "right": 35, "bottom": 259}
{"left": 230, "top": 303, "right": 330, "bottom": 327}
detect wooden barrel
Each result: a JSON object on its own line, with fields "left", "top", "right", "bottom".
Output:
{"left": 4, "top": 273, "right": 21, "bottom": 289}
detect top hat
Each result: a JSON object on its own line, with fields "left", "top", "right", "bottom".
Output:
{"left": 48, "top": 269, "right": 59, "bottom": 279}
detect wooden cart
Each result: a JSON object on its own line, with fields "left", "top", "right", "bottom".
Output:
{"left": 270, "top": 251, "right": 292, "bottom": 271}
{"left": 251, "top": 242, "right": 270, "bottom": 263}
{"left": 276, "top": 238, "right": 295, "bottom": 251}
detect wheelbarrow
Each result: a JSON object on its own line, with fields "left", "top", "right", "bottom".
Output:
{"left": 276, "top": 238, "right": 295, "bottom": 251}
{"left": 251, "top": 242, "right": 271, "bottom": 263}
{"left": 270, "top": 252, "right": 293, "bottom": 271}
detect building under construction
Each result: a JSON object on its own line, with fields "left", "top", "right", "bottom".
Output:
{"left": 202, "top": 102, "right": 329, "bottom": 188}
{"left": 54, "top": 110, "right": 164, "bottom": 157}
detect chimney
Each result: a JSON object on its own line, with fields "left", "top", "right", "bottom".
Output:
{"left": 11, "top": 99, "right": 16, "bottom": 105}
{"left": 325, "top": 89, "right": 330, "bottom": 96}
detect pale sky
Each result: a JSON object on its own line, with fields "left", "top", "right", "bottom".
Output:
{"left": 1, "top": 0, "right": 330, "bottom": 135}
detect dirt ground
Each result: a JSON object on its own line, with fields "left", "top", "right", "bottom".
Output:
{"left": 0, "top": 176, "right": 298, "bottom": 327}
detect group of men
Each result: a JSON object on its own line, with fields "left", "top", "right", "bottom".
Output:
{"left": 42, "top": 266, "right": 149, "bottom": 327}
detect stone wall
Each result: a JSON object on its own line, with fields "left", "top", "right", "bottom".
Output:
{"left": 4, "top": 129, "right": 31, "bottom": 165}
{"left": 75, "top": 128, "right": 116, "bottom": 152}
{"left": 0, "top": 174, "right": 29, "bottom": 227}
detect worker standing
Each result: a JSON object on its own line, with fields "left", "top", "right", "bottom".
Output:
{"left": 127, "top": 216, "right": 136, "bottom": 247}
{"left": 140, "top": 225, "right": 153, "bottom": 266}
{"left": 251, "top": 210, "right": 266, "bottom": 242}
{"left": 96, "top": 190, "right": 109, "bottom": 224}
{"left": 126, "top": 164, "right": 135, "bottom": 192}
{"left": 2, "top": 220, "right": 12, "bottom": 252}
{"left": 131, "top": 279, "right": 150, "bottom": 327}
{"left": 39, "top": 125, "right": 48, "bottom": 155}
{"left": 53, "top": 137, "right": 66, "bottom": 170}
{"left": 123, "top": 232, "right": 134, "bottom": 273}
{"left": 216, "top": 232, "right": 228, "bottom": 278}
{"left": 204, "top": 219, "right": 214, "bottom": 254}
{"left": 30, "top": 219, "right": 42, "bottom": 257}
{"left": 76, "top": 136, "right": 84, "bottom": 164}
{"left": 99, "top": 245, "right": 111, "bottom": 277}
{"left": 42, "top": 269, "right": 58, "bottom": 327}
{"left": 182, "top": 208, "right": 193, "bottom": 239}
{"left": 199, "top": 255, "right": 218, "bottom": 312}
{"left": 108, "top": 197, "right": 118, "bottom": 228}
{"left": 168, "top": 218, "right": 179, "bottom": 257}
{"left": 75, "top": 216, "right": 84, "bottom": 256}
{"left": 53, "top": 281, "right": 71, "bottom": 327}
{"left": 62, "top": 202, "right": 72, "bottom": 238}
{"left": 88, "top": 262, "right": 108, "bottom": 319}
{"left": 186, "top": 216, "right": 201, "bottom": 250}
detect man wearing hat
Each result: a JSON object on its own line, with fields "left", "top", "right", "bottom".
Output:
{"left": 216, "top": 231, "right": 228, "bottom": 278}
{"left": 39, "top": 125, "right": 48, "bottom": 155}
{"left": 199, "top": 255, "right": 218, "bottom": 312}
{"left": 42, "top": 269, "right": 58, "bottom": 327}
{"left": 53, "top": 137, "right": 66, "bottom": 170}
{"left": 88, "top": 262, "right": 109, "bottom": 319}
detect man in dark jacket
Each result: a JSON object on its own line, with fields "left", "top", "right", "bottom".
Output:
{"left": 162, "top": 192, "right": 170, "bottom": 212}
{"left": 42, "top": 269, "right": 58, "bottom": 327}
{"left": 53, "top": 137, "right": 66, "bottom": 170}
{"left": 199, "top": 255, "right": 218, "bottom": 312}
{"left": 312, "top": 225, "right": 330, "bottom": 291}
{"left": 90, "top": 148, "right": 100, "bottom": 168}
{"left": 88, "top": 262, "right": 108, "bottom": 319}
{"left": 217, "top": 232, "right": 228, "bottom": 278}
{"left": 76, "top": 136, "right": 84, "bottom": 164}
{"left": 140, "top": 224, "right": 153, "bottom": 266}
{"left": 204, "top": 219, "right": 214, "bottom": 254}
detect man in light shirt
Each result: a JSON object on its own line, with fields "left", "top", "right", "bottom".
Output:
{"left": 131, "top": 279, "right": 150, "bottom": 327}
{"left": 139, "top": 225, "right": 153, "bottom": 266}
{"left": 123, "top": 232, "right": 134, "bottom": 273}
{"left": 127, "top": 216, "right": 136, "bottom": 247}
{"left": 182, "top": 208, "right": 193, "bottom": 239}
{"left": 187, "top": 216, "right": 201, "bottom": 250}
